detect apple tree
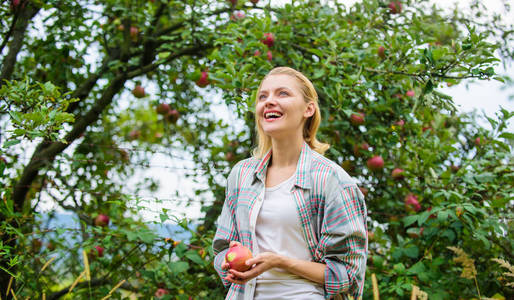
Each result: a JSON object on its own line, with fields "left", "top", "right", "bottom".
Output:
{"left": 0, "top": 0, "right": 513, "bottom": 299}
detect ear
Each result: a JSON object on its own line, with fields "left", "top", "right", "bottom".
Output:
{"left": 304, "top": 102, "right": 315, "bottom": 118}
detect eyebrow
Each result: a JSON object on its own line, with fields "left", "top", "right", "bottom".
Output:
{"left": 258, "top": 86, "right": 293, "bottom": 94}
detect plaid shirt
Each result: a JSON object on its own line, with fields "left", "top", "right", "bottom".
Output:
{"left": 212, "top": 142, "right": 368, "bottom": 300}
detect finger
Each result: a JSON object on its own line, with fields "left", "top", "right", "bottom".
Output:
{"left": 229, "top": 241, "right": 242, "bottom": 247}
{"left": 245, "top": 257, "right": 259, "bottom": 266}
{"left": 225, "top": 273, "right": 248, "bottom": 285}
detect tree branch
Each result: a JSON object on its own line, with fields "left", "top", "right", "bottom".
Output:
{"left": 0, "top": 2, "right": 41, "bottom": 86}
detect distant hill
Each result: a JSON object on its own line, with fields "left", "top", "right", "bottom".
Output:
{"left": 36, "top": 212, "right": 195, "bottom": 242}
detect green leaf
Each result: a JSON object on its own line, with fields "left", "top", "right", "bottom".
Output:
{"left": 403, "top": 215, "right": 418, "bottom": 227}
{"left": 185, "top": 250, "right": 204, "bottom": 265}
{"left": 403, "top": 245, "right": 419, "bottom": 258}
{"left": 174, "top": 242, "right": 188, "bottom": 258}
{"left": 3, "top": 140, "right": 21, "bottom": 148}
{"left": 169, "top": 261, "right": 189, "bottom": 275}
{"left": 499, "top": 132, "right": 514, "bottom": 140}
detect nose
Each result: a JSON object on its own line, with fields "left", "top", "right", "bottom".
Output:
{"left": 262, "top": 94, "right": 277, "bottom": 107}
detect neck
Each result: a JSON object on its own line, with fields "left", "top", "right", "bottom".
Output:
{"left": 269, "top": 135, "right": 305, "bottom": 168}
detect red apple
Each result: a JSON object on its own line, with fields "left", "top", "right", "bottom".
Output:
{"left": 130, "top": 26, "right": 139, "bottom": 41}
{"left": 388, "top": 1, "right": 402, "bottom": 14}
{"left": 391, "top": 168, "right": 405, "bottom": 180}
{"left": 132, "top": 85, "right": 146, "bottom": 98}
{"left": 11, "top": 0, "right": 20, "bottom": 9}
{"left": 262, "top": 33, "right": 275, "bottom": 47}
{"left": 267, "top": 50, "right": 272, "bottom": 61}
{"left": 377, "top": 46, "right": 386, "bottom": 59}
{"left": 474, "top": 137, "right": 482, "bottom": 146}
{"left": 231, "top": 11, "right": 245, "bottom": 21}
{"left": 350, "top": 112, "right": 365, "bottom": 126}
{"left": 94, "top": 245, "right": 104, "bottom": 257}
{"left": 196, "top": 71, "right": 209, "bottom": 88}
{"left": 129, "top": 130, "right": 140, "bottom": 140}
{"left": 367, "top": 155, "right": 384, "bottom": 171}
{"left": 225, "top": 152, "right": 235, "bottom": 162}
{"left": 225, "top": 244, "right": 253, "bottom": 272}
{"left": 406, "top": 90, "right": 415, "bottom": 97}
{"left": 353, "top": 142, "right": 369, "bottom": 157}
{"left": 94, "top": 214, "right": 110, "bottom": 227}
{"left": 253, "top": 50, "right": 261, "bottom": 56}
{"left": 155, "top": 288, "right": 169, "bottom": 298}
{"left": 404, "top": 193, "right": 421, "bottom": 212}
{"left": 156, "top": 103, "right": 170, "bottom": 115}
{"left": 47, "top": 241, "right": 56, "bottom": 251}
{"left": 166, "top": 109, "right": 180, "bottom": 123}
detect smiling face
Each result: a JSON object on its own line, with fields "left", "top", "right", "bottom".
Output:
{"left": 256, "top": 74, "right": 315, "bottom": 139}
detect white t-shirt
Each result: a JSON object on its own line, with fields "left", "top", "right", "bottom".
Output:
{"left": 254, "top": 174, "right": 325, "bottom": 300}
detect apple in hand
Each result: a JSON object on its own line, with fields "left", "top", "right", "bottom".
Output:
{"left": 225, "top": 243, "right": 253, "bottom": 272}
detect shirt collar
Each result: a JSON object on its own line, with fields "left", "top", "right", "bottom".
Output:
{"left": 254, "top": 141, "right": 312, "bottom": 189}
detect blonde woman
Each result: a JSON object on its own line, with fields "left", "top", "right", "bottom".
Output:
{"left": 212, "top": 67, "right": 368, "bottom": 300}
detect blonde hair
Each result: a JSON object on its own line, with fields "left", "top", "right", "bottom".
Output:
{"left": 252, "top": 66, "right": 330, "bottom": 158}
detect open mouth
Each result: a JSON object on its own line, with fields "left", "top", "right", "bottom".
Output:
{"left": 264, "top": 111, "right": 283, "bottom": 121}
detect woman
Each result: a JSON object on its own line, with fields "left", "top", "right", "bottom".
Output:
{"left": 212, "top": 67, "right": 367, "bottom": 300}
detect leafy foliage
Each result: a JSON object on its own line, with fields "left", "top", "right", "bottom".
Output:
{"left": 0, "top": 0, "right": 512, "bottom": 299}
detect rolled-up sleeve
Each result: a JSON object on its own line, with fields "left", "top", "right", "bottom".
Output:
{"left": 212, "top": 165, "right": 241, "bottom": 288}
{"left": 318, "top": 174, "right": 368, "bottom": 299}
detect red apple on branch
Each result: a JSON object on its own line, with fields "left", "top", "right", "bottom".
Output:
{"left": 155, "top": 288, "right": 169, "bottom": 298}
{"left": 353, "top": 142, "right": 370, "bottom": 157}
{"left": 196, "top": 71, "right": 209, "bottom": 88}
{"left": 156, "top": 103, "right": 170, "bottom": 115}
{"left": 377, "top": 46, "right": 386, "bottom": 59}
{"left": 388, "top": 1, "right": 402, "bottom": 14}
{"left": 94, "top": 214, "right": 110, "bottom": 227}
{"left": 350, "top": 112, "right": 365, "bottom": 126}
{"left": 367, "top": 155, "right": 384, "bottom": 171}
{"left": 262, "top": 33, "right": 275, "bottom": 47}
{"left": 166, "top": 109, "right": 180, "bottom": 123}
{"left": 95, "top": 245, "right": 104, "bottom": 257}
{"left": 132, "top": 85, "right": 146, "bottom": 98}
{"left": 405, "top": 194, "right": 421, "bottom": 212}
{"left": 391, "top": 168, "right": 405, "bottom": 180}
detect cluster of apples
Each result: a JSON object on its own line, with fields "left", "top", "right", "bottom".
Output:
{"left": 90, "top": 214, "right": 110, "bottom": 258}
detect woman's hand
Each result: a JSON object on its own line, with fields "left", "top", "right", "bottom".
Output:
{"left": 224, "top": 251, "right": 283, "bottom": 285}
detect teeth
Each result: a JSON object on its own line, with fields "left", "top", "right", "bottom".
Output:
{"left": 265, "top": 112, "right": 282, "bottom": 119}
